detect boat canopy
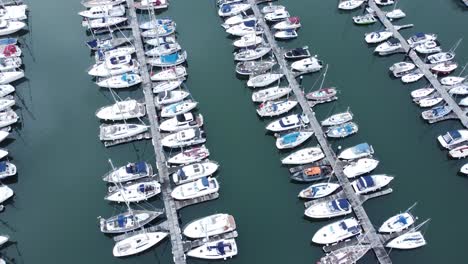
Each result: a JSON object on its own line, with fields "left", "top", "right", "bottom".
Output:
{"left": 201, "top": 177, "right": 209, "bottom": 187}
{"left": 244, "top": 19, "right": 256, "bottom": 27}
{"left": 117, "top": 215, "right": 126, "bottom": 227}
{"left": 126, "top": 162, "right": 147, "bottom": 174}
{"left": 282, "top": 132, "right": 299, "bottom": 144}
{"left": 176, "top": 112, "right": 193, "bottom": 122}
{"left": 352, "top": 143, "right": 370, "bottom": 154}
{"left": 331, "top": 198, "right": 350, "bottom": 211}
{"left": 305, "top": 167, "right": 321, "bottom": 176}
{"left": 356, "top": 176, "right": 375, "bottom": 191}
{"left": 388, "top": 38, "right": 400, "bottom": 45}
{"left": 443, "top": 130, "right": 461, "bottom": 143}
{"left": 221, "top": 4, "right": 231, "bottom": 13}
{"left": 161, "top": 52, "right": 179, "bottom": 64}
{"left": 0, "top": 162, "right": 6, "bottom": 172}
{"left": 395, "top": 215, "right": 408, "bottom": 225}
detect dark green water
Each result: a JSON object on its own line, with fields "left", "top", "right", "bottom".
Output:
{"left": 1, "top": 0, "right": 467, "bottom": 263}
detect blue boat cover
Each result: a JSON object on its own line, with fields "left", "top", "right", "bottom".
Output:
{"left": 282, "top": 132, "right": 299, "bottom": 144}
{"left": 389, "top": 38, "right": 400, "bottom": 44}
{"left": 0, "top": 38, "right": 16, "bottom": 46}
{"left": 331, "top": 198, "right": 350, "bottom": 211}
{"left": 86, "top": 39, "right": 99, "bottom": 49}
{"left": 244, "top": 19, "right": 256, "bottom": 27}
{"left": 396, "top": 215, "right": 408, "bottom": 225}
{"left": 216, "top": 242, "right": 226, "bottom": 255}
{"left": 201, "top": 177, "right": 209, "bottom": 187}
{"left": 0, "top": 162, "right": 6, "bottom": 172}
{"left": 415, "top": 32, "right": 424, "bottom": 38}
{"left": 358, "top": 176, "right": 375, "bottom": 190}
{"left": 177, "top": 169, "right": 187, "bottom": 180}
{"left": 221, "top": 4, "right": 231, "bottom": 13}
{"left": 139, "top": 184, "right": 146, "bottom": 193}
{"left": 272, "top": 103, "right": 278, "bottom": 111}
{"left": 135, "top": 161, "right": 147, "bottom": 173}
{"left": 353, "top": 143, "right": 370, "bottom": 154}
{"left": 117, "top": 215, "right": 125, "bottom": 227}
{"left": 448, "top": 130, "right": 461, "bottom": 140}
{"left": 161, "top": 53, "right": 179, "bottom": 64}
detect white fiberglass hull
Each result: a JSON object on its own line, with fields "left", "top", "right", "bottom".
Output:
{"left": 113, "top": 232, "right": 168, "bottom": 257}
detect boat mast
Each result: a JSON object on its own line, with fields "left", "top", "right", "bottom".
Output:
{"left": 107, "top": 159, "right": 134, "bottom": 217}
{"left": 450, "top": 38, "right": 463, "bottom": 54}
{"left": 319, "top": 64, "right": 329, "bottom": 90}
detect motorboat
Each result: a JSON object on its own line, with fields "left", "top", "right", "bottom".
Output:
{"left": 171, "top": 177, "right": 219, "bottom": 200}
{"left": 97, "top": 73, "right": 142, "bottom": 89}
{"left": 152, "top": 78, "right": 185, "bottom": 93}
{"left": 155, "top": 90, "right": 190, "bottom": 106}
{"left": 139, "top": 18, "right": 174, "bottom": 30}
{"left": 276, "top": 131, "right": 313, "bottom": 149}
{"left": 411, "top": 87, "right": 435, "bottom": 99}
{"left": 0, "top": 44, "right": 20, "bottom": 58}
{"left": 222, "top": 13, "right": 255, "bottom": 29}
{"left": 0, "top": 85, "right": 14, "bottom": 97}
{"left": 264, "top": 10, "right": 290, "bottom": 22}
{"left": 343, "top": 158, "right": 379, "bottom": 178}
{"left": 274, "top": 29, "right": 298, "bottom": 40}
{"left": 0, "top": 162, "right": 15, "bottom": 180}
{"left": 261, "top": 4, "right": 285, "bottom": 13}
{"left": 172, "top": 160, "right": 219, "bottom": 185}
{"left": 291, "top": 57, "right": 323, "bottom": 72}
{"left": 103, "top": 161, "right": 153, "bottom": 183}
{"left": 449, "top": 144, "right": 468, "bottom": 159}
{"left": 265, "top": 113, "right": 309, "bottom": 132}
{"left": 290, "top": 165, "right": 333, "bottom": 182}
{"left": 256, "top": 100, "right": 297, "bottom": 117}
{"left": 183, "top": 214, "right": 236, "bottom": 239}
{"left": 113, "top": 232, "right": 168, "bottom": 257}
{"left": 236, "top": 60, "right": 276, "bottom": 75}
{"left": 298, "top": 182, "right": 340, "bottom": 199}
{"left": 440, "top": 76, "right": 465, "bottom": 86}
{"left": 284, "top": 46, "right": 311, "bottom": 60}
{"left": 353, "top": 14, "right": 377, "bottom": 25}
{"left": 417, "top": 96, "right": 443, "bottom": 108}
{"left": 386, "top": 9, "right": 406, "bottom": 19}
{"left": 318, "top": 245, "right": 370, "bottom": 264}
{"left": 449, "top": 83, "right": 468, "bottom": 95}
{"left": 151, "top": 66, "right": 187, "bottom": 81}
{"left": 145, "top": 43, "right": 181, "bottom": 57}
{"left": 338, "top": 0, "right": 364, "bottom": 10}
{"left": 281, "top": 146, "right": 325, "bottom": 165}
{"left": 140, "top": 24, "right": 176, "bottom": 38}
{"left": 273, "top": 17, "right": 301, "bottom": 30}
{"left": 234, "top": 45, "right": 271, "bottom": 61}
{"left": 374, "top": 38, "right": 402, "bottom": 55}
{"left": 99, "top": 123, "right": 148, "bottom": 141}
{"left": 96, "top": 99, "right": 145, "bottom": 121}
{"left": 0, "top": 97, "right": 14, "bottom": 112}
{"left": 88, "top": 59, "right": 138, "bottom": 78}
{"left": 401, "top": 69, "right": 424, "bottom": 84}
{"left": 365, "top": 30, "right": 393, "bottom": 44}
{"left": 81, "top": 0, "right": 125, "bottom": 8}
{"left": 161, "top": 128, "right": 206, "bottom": 148}
{"left": 218, "top": 3, "right": 251, "bottom": 17}
{"left": 407, "top": 33, "right": 437, "bottom": 47}
{"left": 306, "top": 88, "right": 337, "bottom": 101}
{"left": 414, "top": 40, "right": 441, "bottom": 54}
{"left": 0, "top": 109, "right": 18, "bottom": 128}
{"left": 105, "top": 179, "right": 161, "bottom": 203}
{"left": 459, "top": 97, "right": 468, "bottom": 107}
{"left": 0, "top": 184, "right": 13, "bottom": 203}
{"left": 81, "top": 17, "right": 127, "bottom": 29}
{"left": 251, "top": 86, "right": 291, "bottom": 102}
{"left": 160, "top": 100, "right": 198, "bottom": 118}
{"left": 147, "top": 51, "right": 187, "bottom": 67}
{"left": 326, "top": 122, "right": 358, "bottom": 138}
{"left": 351, "top": 175, "right": 394, "bottom": 194}
{"left": 86, "top": 36, "right": 131, "bottom": 51}
{"left": 134, "top": 0, "right": 169, "bottom": 10}
{"left": 421, "top": 105, "right": 452, "bottom": 121}
{"left": 232, "top": 35, "right": 263, "bottom": 48}
{"left": 0, "top": 20, "right": 25, "bottom": 36}
{"left": 386, "top": 231, "right": 426, "bottom": 249}
{"left": 168, "top": 145, "right": 210, "bottom": 164}
{"left": 312, "top": 218, "right": 361, "bottom": 245}
{"left": 0, "top": 131, "right": 8, "bottom": 143}
{"left": 431, "top": 61, "right": 458, "bottom": 75}
{"left": 375, "top": 0, "right": 394, "bottom": 5}
{"left": 0, "top": 57, "right": 21, "bottom": 71}
{"left": 226, "top": 21, "right": 263, "bottom": 37}
{"left": 0, "top": 5, "right": 27, "bottom": 21}
{"left": 95, "top": 46, "right": 136, "bottom": 61}
{"left": 389, "top": 62, "right": 416, "bottom": 78}
{"left": 78, "top": 4, "right": 125, "bottom": 19}
{"left": 305, "top": 198, "right": 352, "bottom": 219}
{"left": 379, "top": 212, "right": 415, "bottom": 233}
{"left": 159, "top": 112, "right": 204, "bottom": 132}
{"left": 187, "top": 239, "right": 238, "bottom": 260}
{"left": 338, "top": 143, "right": 374, "bottom": 160}
{"left": 99, "top": 209, "right": 163, "bottom": 233}
{"left": 145, "top": 36, "right": 176, "bottom": 46}
{"left": 437, "top": 129, "right": 468, "bottom": 149}
{"left": 321, "top": 111, "right": 353, "bottom": 126}
{"left": 247, "top": 73, "right": 283, "bottom": 88}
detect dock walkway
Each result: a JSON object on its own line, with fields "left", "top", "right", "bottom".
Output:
{"left": 247, "top": 1, "right": 392, "bottom": 263}
{"left": 369, "top": 0, "right": 468, "bottom": 128}
{"left": 125, "top": 1, "right": 186, "bottom": 263}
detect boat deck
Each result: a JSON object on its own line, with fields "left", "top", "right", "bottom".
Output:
{"left": 113, "top": 221, "right": 168, "bottom": 242}
{"left": 369, "top": 0, "right": 468, "bottom": 128}
{"left": 126, "top": 0, "right": 187, "bottom": 263}
{"left": 248, "top": 1, "right": 392, "bottom": 263}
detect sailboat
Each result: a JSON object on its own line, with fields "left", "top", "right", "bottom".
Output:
{"left": 187, "top": 239, "right": 238, "bottom": 260}
{"left": 99, "top": 123, "right": 148, "bottom": 141}
{"left": 386, "top": 219, "right": 430, "bottom": 249}
{"left": 113, "top": 231, "right": 168, "bottom": 257}
{"left": 105, "top": 179, "right": 161, "bottom": 203}
{"left": 317, "top": 244, "right": 370, "bottom": 264}
{"left": 379, "top": 203, "right": 417, "bottom": 233}
{"left": 102, "top": 161, "right": 153, "bottom": 183}
{"left": 183, "top": 213, "right": 236, "bottom": 238}
{"left": 96, "top": 99, "right": 146, "bottom": 121}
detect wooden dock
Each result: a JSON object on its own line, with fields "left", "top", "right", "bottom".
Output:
{"left": 125, "top": 0, "right": 187, "bottom": 263}
{"left": 368, "top": 0, "right": 468, "bottom": 128}
{"left": 247, "top": 1, "right": 392, "bottom": 263}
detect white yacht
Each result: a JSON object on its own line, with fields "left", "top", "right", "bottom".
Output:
{"left": 338, "top": 0, "right": 364, "bottom": 10}
{"left": 261, "top": 4, "right": 285, "bottom": 14}
{"left": 0, "top": 20, "right": 25, "bottom": 36}
{"left": 365, "top": 30, "right": 393, "bottom": 44}
{"left": 159, "top": 112, "right": 203, "bottom": 132}
{"left": 351, "top": 175, "right": 394, "bottom": 194}
{"left": 374, "top": 38, "right": 402, "bottom": 55}
{"left": 234, "top": 45, "right": 271, "bottom": 61}
{"left": 379, "top": 212, "right": 415, "bottom": 233}
{"left": 168, "top": 145, "right": 210, "bottom": 165}
{"left": 102, "top": 161, "right": 153, "bottom": 183}
{"left": 155, "top": 90, "right": 190, "bottom": 106}
{"left": 265, "top": 113, "right": 309, "bottom": 132}
{"left": 411, "top": 87, "right": 435, "bottom": 99}
{"left": 252, "top": 86, "right": 291, "bottom": 102}
{"left": 78, "top": 4, "right": 125, "bottom": 19}
{"left": 113, "top": 232, "right": 168, "bottom": 257}
{"left": 440, "top": 76, "right": 465, "bottom": 86}
{"left": 218, "top": 3, "right": 251, "bottom": 17}
{"left": 386, "top": 231, "right": 426, "bottom": 249}
{"left": 160, "top": 100, "right": 198, "bottom": 118}
{"left": 0, "top": 109, "right": 18, "bottom": 128}
{"left": 96, "top": 100, "right": 145, "bottom": 121}
{"left": 343, "top": 158, "right": 379, "bottom": 178}
{"left": 82, "top": 17, "right": 127, "bottom": 29}
{"left": 0, "top": 184, "right": 13, "bottom": 203}
{"left": 415, "top": 40, "right": 441, "bottom": 54}
{"left": 389, "top": 62, "right": 416, "bottom": 78}
{"left": 276, "top": 131, "right": 313, "bottom": 149}
{"left": 187, "top": 239, "right": 238, "bottom": 260}
{"left": 232, "top": 35, "right": 263, "bottom": 48}
{"left": 291, "top": 57, "right": 323, "bottom": 72}
{"left": 145, "top": 43, "right": 181, "bottom": 57}
{"left": 99, "top": 123, "right": 148, "bottom": 141}
{"left": 247, "top": 73, "right": 283, "bottom": 88}
{"left": 407, "top": 33, "right": 437, "bottom": 47}
{"left": 437, "top": 129, "right": 468, "bottom": 149}
{"left": 281, "top": 146, "right": 324, "bottom": 165}
{"left": 152, "top": 78, "right": 185, "bottom": 93}
{"left": 386, "top": 9, "right": 406, "bottom": 19}
{"left": 321, "top": 111, "right": 353, "bottom": 126}
{"left": 256, "top": 100, "right": 297, "bottom": 117}
{"left": 172, "top": 160, "right": 219, "bottom": 185}
{"left": 273, "top": 17, "right": 301, "bottom": 30}
{"left": 0, "top": 85, "right": 14, "bottom": 98}
{"left": 0, "top": 71, "right": 24, "bottom": 84}
{"left": 401, "top": 69, "right": 424, "bottom": 84}
{"left": 88, "top": 59, "right": 138, "bottom": 78}
{"left": 338, "top": 143, "right": 374, "bottom": 160}
{"left": 171, "top": 177, "right": 219, "bottom": 200}
{"left": 305, "top": 198, "right": 352, "bottom": 219}
{"left": 312, "top": 218, "right": 361, "bottom": 244}
{"left": 183, "top": 213, "right": 236, "bottom": 239}
{"left": 161, "top": 128, "right": 206, "bottom": 148}
{"left": 105, "top": 179, "right": 161, "bottom": 203}
{"left": 298, "top": 182, "right": 340, "bottom": 199}
{"left": 264, "top": 9, "right": 290, "bottom": 22}
{"left": 151, "top": 66, "right": 187, "bottom": 81}
{"left": 449, "top": 145, "right": 468, "bottom": 159}
{"left": 97, "top": 73, "right": 142, "bottom": 89}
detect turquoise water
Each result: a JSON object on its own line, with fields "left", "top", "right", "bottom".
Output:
{"left": 1, "top": 0, "right": 467, "bottom": 263}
